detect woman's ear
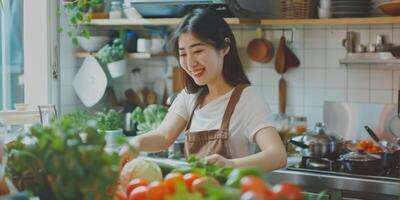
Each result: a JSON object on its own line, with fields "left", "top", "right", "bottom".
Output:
{"left": 223, "top": 37, "right": 231, "bottom": 55}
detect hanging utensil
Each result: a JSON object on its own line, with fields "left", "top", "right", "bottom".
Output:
{"left": 247, "top": 27, "right": 274, "bottom": 63}
{"left": 279, "top": 78, "right": 287, "bottom": 114}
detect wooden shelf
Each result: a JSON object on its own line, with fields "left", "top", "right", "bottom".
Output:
{"left": 87, "top": 17, "right": 259, "bottom": 26}
{"left": 75, "top": 52, "right": 172, "bottom": 59}
{"left": 339, "top": 52, "right": 400, "bottom": 65}
{"left": 261, "top": 16, "right": 400, "bottom": 26}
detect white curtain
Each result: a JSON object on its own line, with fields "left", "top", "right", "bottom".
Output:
{"left": 0, "top": 0, "right": 23, "bottom": 110}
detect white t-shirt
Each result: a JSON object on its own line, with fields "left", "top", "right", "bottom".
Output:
{"left": 168, "top": 86, "right": 275, "bottom": 158}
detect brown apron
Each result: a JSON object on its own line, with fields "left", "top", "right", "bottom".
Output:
{"left": 184, "top": 84, "right": 249, "bottom": 159}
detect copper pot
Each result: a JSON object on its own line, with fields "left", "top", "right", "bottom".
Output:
{"left": 247, "top": 28, "right": 274, "bottom": 63}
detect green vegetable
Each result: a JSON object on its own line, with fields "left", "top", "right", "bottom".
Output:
{"left": 6, "top": 114, "right": 121, "bottom": 200}
{"left": 132, "top": 104, "right": 168, "bottom": 135}
{"left": 95, "top": 109, "right": 123, "bottom": 131}
{"left": 187, "top": 156, "right": 233, "bottom": 183}
{"left": 225, "top": 167, "right": 264, "bottom": 188}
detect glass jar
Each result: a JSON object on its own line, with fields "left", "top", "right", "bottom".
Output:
{"left": 109, "top": 1, "right": 122, "bottom": 19}
{"left": 289, "top": 116, "right": 307, "bottom": 135}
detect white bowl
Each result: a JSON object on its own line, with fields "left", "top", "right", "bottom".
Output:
{"left": 77, "top": 36, "right": 109, "bottom": 52}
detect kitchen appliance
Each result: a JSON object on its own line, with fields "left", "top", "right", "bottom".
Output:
{"left": 128, "top": 0, "right": 278, "bottom": 18}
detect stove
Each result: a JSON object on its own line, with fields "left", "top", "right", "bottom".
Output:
{"left": 287, "top": 156, "right": 400, "bottom": 181}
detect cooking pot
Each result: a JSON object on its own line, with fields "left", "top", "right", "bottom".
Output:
{"left": 289, "top": 122, "right": 343, "bottom": 159}
{"left": 339, "top": 150, "right": 382, "bottom": 175}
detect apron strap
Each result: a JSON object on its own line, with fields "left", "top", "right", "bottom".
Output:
{"left": 185, "top": 89, "right": 207, "bottom": 131}
{"left": 220, "top": 84, "right": 249, "bottom": 130}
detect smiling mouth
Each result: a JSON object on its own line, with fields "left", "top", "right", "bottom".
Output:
{"left": 190, "top": 68, "right": 205, "bottom": 78}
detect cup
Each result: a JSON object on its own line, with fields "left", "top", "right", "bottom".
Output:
{"left": 320, "top": 0, "right": 331, "bottom": 9}
{"left": 356, "top": 44, "right": 366, "bottom": 53}
{"left": 151, "top": 38, "right": 165, "bottom": 54}
{"left": 318, "top": 7, "right": 331, "bottom": 18}
{"left": 137, "top": 38, "right": 152, "bottom": 53}
{"left": 342, "top": 31, "right": 357, "bottom": 53}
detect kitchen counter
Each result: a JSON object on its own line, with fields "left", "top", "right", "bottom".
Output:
{"left": 266, "top": 168, "right": 400, "bottom": 200}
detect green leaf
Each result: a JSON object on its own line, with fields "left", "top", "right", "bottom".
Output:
{"left": 75, "top": 12, "right": 83, "bottom": 21}
{"left": 72, "top": 37, "right": 78, "bottom": 47}
{"left": 81, "top": 28, "right": 90, "bottom": 39}
{"left": 57, "top": 27, "right": 64, "bottom": 33}
{"left": 56, "top": 10, "right": 62, "bottom": 17}
{"left": 67, "top": 31, "right": 72, "bottom": 37}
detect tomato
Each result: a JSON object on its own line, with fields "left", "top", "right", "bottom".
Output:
{"left": 191, "top": 176, "right": 219, "bottom": 195}
{"left": 126, "top": 178, "right": 149, "bottom": 196}
{"left": 272, "top": 182, "right": 304, "bottom": 200}
{"left": 240, "top": 191, "right": 267, "bottom": 200}
{"left": 183, "top": 173, "right": 201, "bottom": 191}
{"left": 163, "top": 173, "right": 185, "bottom": 194}
{"left": 128, "top": 186, "right": 148, "bottom": 200}
{"left": 240, "top": 176, "right": 276, "bottom": 199}
{"left": 115, "top": 188, "right": 127, "bottom": 200}
{"left": 147, "top": 181, "right": 167, "bottom": 200}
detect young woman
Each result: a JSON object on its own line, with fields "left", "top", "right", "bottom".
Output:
{"left": 120, "top": 9, "right": 287, "bottom": 171}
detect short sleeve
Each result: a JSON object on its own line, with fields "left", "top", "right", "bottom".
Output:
{"left": 168, "top": 89, "right": 191, "bottom": 121}
{"left": 237, "top": 87, "right": 275, "bottom": 143}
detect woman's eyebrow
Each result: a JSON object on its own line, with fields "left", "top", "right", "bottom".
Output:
{"left": 179, "top": 43, "right": 205, "bottom": 50}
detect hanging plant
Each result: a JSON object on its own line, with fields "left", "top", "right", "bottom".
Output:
{"left": 58, "top": 0, "right": 105, "bottom": 46}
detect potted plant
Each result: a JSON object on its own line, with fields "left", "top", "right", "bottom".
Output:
{"left": 60, "top": 0, "right": 107, "bottom": 46}
{"left": 95, "top": 109, "right": 125, "bottom": 149}
{"left": 5, "top": 114, "right": 121, "bottom": 200}
{"left": 96, "top": 38, "right": 127, "bottom": 78}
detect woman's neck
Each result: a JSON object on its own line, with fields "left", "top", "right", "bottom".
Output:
{"left": 206, "top": 78, "right": 234, "bottom": 99}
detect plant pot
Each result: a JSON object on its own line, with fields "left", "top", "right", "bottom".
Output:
{"left": 107, "top": 59, "right": 127, "bottom": 78}
{"left": 87, "top": 3, "right": 108, "bottom": 19}
{"left": 104, "top": 128, "right": 124, "bottom": 148}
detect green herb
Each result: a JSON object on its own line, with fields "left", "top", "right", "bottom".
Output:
{"left": 96, "top": 38, "right": 126, "bottom": 64}
{"left": 60, "top": 0, "right": 103, "bottom": 46}
{"left": 6, "top": 114, "right": 122, "bottom": 200}
{"left": 95, "top": 109, "right": 123, "bottom": 131}
{"left": 132, "top": 104, "right": 168, "bottom": 135}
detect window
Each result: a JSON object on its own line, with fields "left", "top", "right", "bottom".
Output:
{"left": 0, "top": 0, "right": 24, "bottom": 110}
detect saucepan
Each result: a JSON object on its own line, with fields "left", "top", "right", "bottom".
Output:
{"left": 289, "top": 139, "right": 344, "bottom": 159}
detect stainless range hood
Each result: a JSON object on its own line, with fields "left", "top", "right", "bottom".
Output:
{"left": 128, "top": 0, "right": 278, "bottom": 18}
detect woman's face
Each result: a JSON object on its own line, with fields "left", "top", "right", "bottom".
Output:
{"left": 178, "top": 32, "right": 227, "bottom": 86}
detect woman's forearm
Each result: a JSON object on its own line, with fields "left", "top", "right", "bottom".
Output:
{"left": 230, "top": 147, "right": 287, "bottom": 171}
{"left": 129, "top": 130, "right": 172, "bottom": 152}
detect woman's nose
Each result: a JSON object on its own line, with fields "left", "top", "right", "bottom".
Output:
{"left": 186, "top": 54, "right": 197, "bottom": 69}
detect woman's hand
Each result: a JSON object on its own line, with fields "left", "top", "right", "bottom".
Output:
{"left": 205, "top": 154, "right": 234, "bottom": 167}
{"left": 119, "top": 142, "right": 140, "bottom": 170}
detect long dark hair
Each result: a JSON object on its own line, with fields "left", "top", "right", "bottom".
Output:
{"left": 171, "top": 9, "right": 250, "bottom": 94}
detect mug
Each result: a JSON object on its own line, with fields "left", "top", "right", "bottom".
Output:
{"left": 137, "top": 38, "right": 152, "bottom": 53}
{"left": 151, "top": 38, "right": 165, "bottom": 54}
{"left": 342, "top": 31, "right": 357, "bottom": 53}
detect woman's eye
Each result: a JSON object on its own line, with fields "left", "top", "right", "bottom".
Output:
{"left": 194, "top": 50, "right": 203, "bottom": 54}
{"left": 179, "top": 54, "right": 187, "bottom": 57}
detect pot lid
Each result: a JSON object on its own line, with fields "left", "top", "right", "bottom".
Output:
{"left": 340, "top": 151, "right": 381, "bottom": 162}
{"left": 300, "top": 122, "right": 334, "bottom": 144}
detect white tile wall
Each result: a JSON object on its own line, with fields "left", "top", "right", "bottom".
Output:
{"left": 60, "top": 23, "right": 400, "bottom": 127}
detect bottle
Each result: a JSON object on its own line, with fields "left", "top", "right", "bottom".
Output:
{"left": 125, "top": 31, "right": 138, "bottom": 53}
{"left": 109, "top": 1, "right": 122, "bottom": 19}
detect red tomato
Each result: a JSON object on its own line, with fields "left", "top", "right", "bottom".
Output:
{"left": 183, "top": 173, "right": 201, "bottom": 191}
{"left": 128, "top": 186, "right": 148, "bottom": 200}
{"left": 126, "top": 178, "right": 149, "bottom": 196}
{"left": 273, "top": 182, "right": 304, "bottom": 200}
{"left": 115, "top": 188, "right": 127, "bottom": 200}
{"left": 163, "top": 173, "right": 185, "bottom": 194}
{"left": 147, "top": 181, "right": 167, "bottom": 200}
{"left": 191, "top": 176, "right": 219, "bottom": 195}
{"left": 240, "top": 176, "right": 276, "bottom": 199}
{"left": 240, "top": 191, "right": 267, "bottom": 200}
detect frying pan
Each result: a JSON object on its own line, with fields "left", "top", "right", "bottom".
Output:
{"left": 389, "top": 90, "right": 400, "bottom": 145}
{"left": 247, "top": 27, "right": 274, "bottom": 63}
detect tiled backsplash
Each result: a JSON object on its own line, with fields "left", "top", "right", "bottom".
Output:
{"left": 60, "top": 24, "right": 400, "bottom": 127}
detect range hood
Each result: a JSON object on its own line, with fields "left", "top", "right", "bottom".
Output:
{"left": 128, "top": 0, "right": 278, "bottom": 18}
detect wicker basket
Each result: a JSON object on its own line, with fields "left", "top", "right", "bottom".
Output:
{"left": 280, "top": 0, "right": 317, "bottom": 19}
